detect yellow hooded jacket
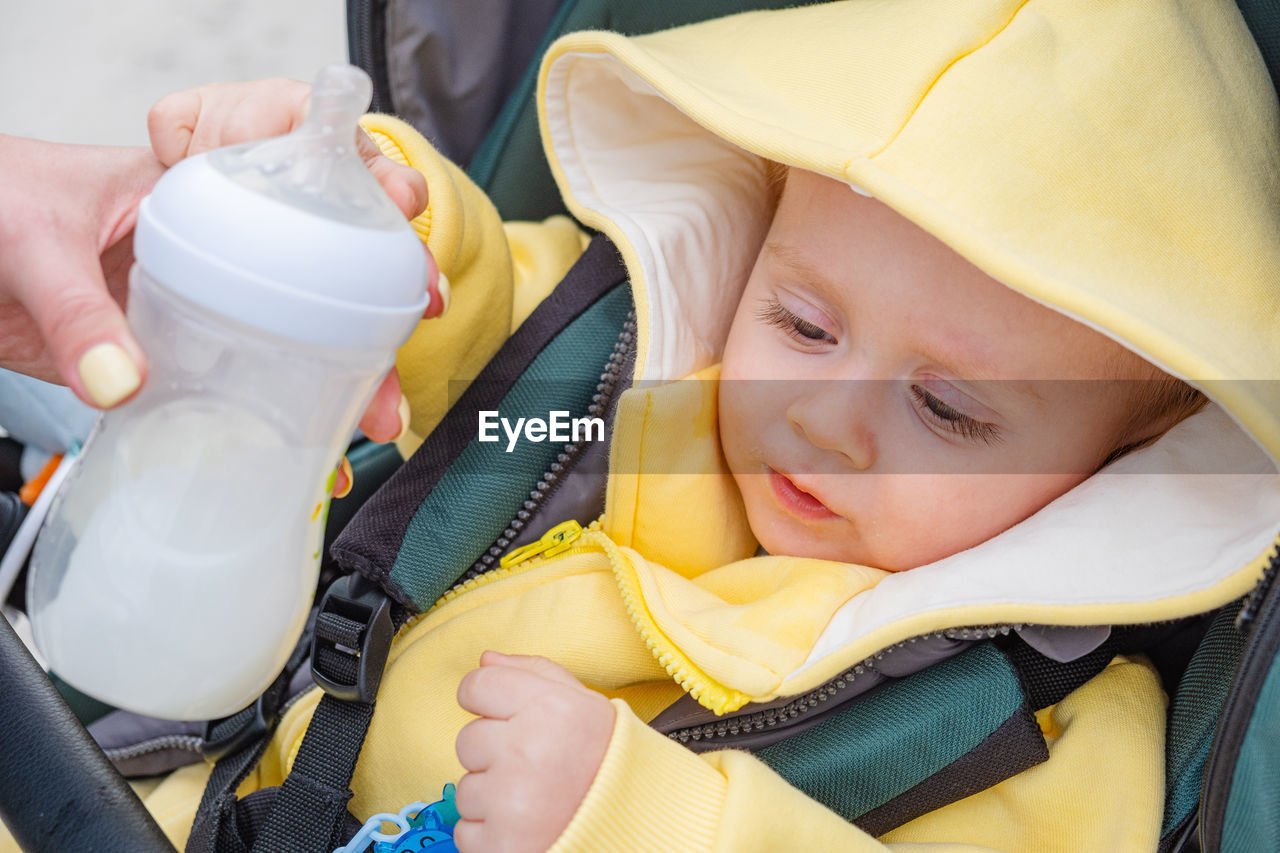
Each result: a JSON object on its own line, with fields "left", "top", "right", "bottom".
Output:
{"left": 63, "top": 2, "right": 1280, "bottom": 852}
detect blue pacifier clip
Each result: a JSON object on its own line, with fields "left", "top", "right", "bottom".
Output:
{"left": 333, "top": 784, "right": 460, "bottom": 853}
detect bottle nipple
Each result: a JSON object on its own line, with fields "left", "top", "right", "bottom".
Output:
{"left": 209, "top": 64, "right": 406, "bottom": 230}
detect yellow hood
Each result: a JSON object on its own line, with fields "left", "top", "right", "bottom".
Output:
{"left": 530, "top": 0, "right": 1280, "bottom": 664}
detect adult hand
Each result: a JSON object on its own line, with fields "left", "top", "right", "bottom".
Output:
{"left": 454, "top": 652, "right": 616, "bottom": 853}
{"left": 0, "top": 134, "right": 163, "bottom": 407}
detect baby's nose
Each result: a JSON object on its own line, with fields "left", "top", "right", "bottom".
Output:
{"left": 786, "top": 380, "right": 878, "bottom": 471}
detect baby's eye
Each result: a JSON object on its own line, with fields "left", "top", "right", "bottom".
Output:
{"left": 756, "top": 298, "right": 836, "bottom": 344}
{"left": 909, "top": 384, "right": 1003, "bottom": 446}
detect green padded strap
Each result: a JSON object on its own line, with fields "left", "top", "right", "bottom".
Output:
{"left": 387, "top": 284, "right": 632, "bottom": 609}
{"left": 1200, "top": 550, "right": 1280, "bottom": 852}
{"left": 1160, "top": 603, "right": 1246, "bottom": 843}
{"left": 1220, "top": 633, "right": 1280, "bottom": 852}
{"left": 757, "top": 643, "right": 1048, "bottom": 836}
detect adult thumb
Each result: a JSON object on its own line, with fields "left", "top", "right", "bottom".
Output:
{"left": 17, "top": 240, "right": 146, "bottom": 409}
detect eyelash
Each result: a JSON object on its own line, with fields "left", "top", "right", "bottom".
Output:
{"left": 756, "top": 299, "right": 1000, "bottom": 448}
{"left": 910, "top": 385, "right": 1003, "bottom": 446}
{"left": 757, "top": 298, "right": 835, "bottom": 344}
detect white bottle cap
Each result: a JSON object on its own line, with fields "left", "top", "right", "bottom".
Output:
{"left": 133, "top": 65, "right": 428, "bottom": 350}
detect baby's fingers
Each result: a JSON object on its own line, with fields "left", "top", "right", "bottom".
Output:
{"left": 457, "top": 663, "right": 561, "bottom": 721}
{"left": 479, "top": 651, "right": 586, "bottom": 689}
{"left": 356, "top": 129, "right": 429, "bottom": 221}
{"left": 455, "top": 717, "right": 507, "bottom": 773}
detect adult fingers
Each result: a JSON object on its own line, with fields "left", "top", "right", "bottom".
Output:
{"left": 332, "top": 456, "right": 353, "bottom": 500}
{"left": 218, "top": 84, "right": 308, "bottom": 148}
{"left": 148, "top": 89, "right": 202, "bottom": 166}
{"left": 11, "top": 233, "right": 145, "bottom": 407}
{"left": 149, "top": 79, "right": 309, "bottom": 166}
{"left": 423, "top": 262, "right": 449, "bottom": 320}
{"left": 357, "top": 368, "right": 409, "bottom": 444}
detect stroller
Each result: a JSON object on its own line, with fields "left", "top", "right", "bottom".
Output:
{"left": 3, "top": 1, "right": 1280, "bottom": 851}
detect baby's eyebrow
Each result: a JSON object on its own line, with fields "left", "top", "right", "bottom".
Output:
{"left": 764, "top": 241, "right": 843, "bottom": 302}
{"left": 765, "top": 240, "right": 1004, "bottom": 383}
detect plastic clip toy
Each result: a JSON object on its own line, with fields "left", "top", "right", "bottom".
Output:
{"left": 333, "top": 784, "right": 460, "bottom": 853}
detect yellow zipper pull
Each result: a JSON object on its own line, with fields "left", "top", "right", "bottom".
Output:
{"left": 499, "top": 519, "right": 584, "bottom": 569}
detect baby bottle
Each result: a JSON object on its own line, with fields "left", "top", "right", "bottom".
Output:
{"left": 26, "top": 65, "right": 427, "bottom": 720}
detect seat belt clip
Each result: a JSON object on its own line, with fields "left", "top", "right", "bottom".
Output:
{"left": 310, "top": 574, "right": 394, "bottom": 704}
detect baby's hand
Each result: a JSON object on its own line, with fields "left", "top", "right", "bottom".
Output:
{"left": 454, "top": 652, "right": 615, "bottom": 853}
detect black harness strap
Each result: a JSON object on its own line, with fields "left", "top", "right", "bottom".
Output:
{"left": 186, "top": 576, "right": 402, "bottom": 853}
{"left": 184, "top": 730, "right": 271, "bottom": 853}
{"left": 186, "top": 696, "right": 284, "bottom": 852}
{"left": 185, "top": 616, "right": 315, "bottom": 853}
{"left": 249, "top": 697, "right": 378, "bottom": 853}
{"left": 251, "top": 575, "right": 402, "bottom": 853}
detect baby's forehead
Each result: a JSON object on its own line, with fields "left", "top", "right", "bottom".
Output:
{"left": 748, "top": 170, "right": 1183, "bottom": 392}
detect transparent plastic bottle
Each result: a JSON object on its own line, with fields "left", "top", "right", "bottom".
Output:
{"left": 27, "top": 66, "right": 427, "bottom": 720}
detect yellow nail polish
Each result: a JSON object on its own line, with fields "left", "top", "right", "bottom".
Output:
{"left": 77, "top": 343, "right": 141, "bottom": 408}
{"left": 394, "top": 394, "right": 412, "bottom": 442}
{"left": 436, "top": 271, "right": 451, "bottom": 315}
{"left": 334, "top": 457, "right": 354, "bottom": 499}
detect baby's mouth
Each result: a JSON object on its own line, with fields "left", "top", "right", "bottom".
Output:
{"left": 767, "top": 468, "right": 841, "bottom": 521}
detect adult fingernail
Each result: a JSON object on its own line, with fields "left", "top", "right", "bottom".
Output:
{"left": 78, "top": 342, "right": 141, "bottom": 408}
{"left": 436, "top": 271, "right": 451, "bottom": 315}
{"left": 394, "top": 394, "right": 412, "bottom": 442}
{"left": 334, "top": 457, "right": 354, "bottom": 499}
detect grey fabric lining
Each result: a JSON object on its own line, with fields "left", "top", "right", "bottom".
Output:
{"left": 87, "top": 659, "right": 319, "bottom": 778}
{"left": 1016, "top": 623, "right": 1112, "bottom": 663}
{"left": 385, "top": 0, "right": 563, "bottom": 164}
{"left": 88, "top": 711, "right": 205, "bottom": 777}
{"left": 650, "top": 633, "right": 976, "bottom": 752}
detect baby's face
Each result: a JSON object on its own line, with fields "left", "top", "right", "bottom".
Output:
{"left": 719, "top": 169, "right": 1154, "bottom": 571}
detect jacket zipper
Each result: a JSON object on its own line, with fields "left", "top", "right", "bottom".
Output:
{"left": 454, "top": 311, "right": 636, "bottom": 585}
{"left": 427, "top": 520, "right": 600, "bottom": 615}
{"left": 1234, "top": 535, "right": 1280, "bottom": 635}
{"left": 664, "top": 625, "right": 1020, "bottom": 746}
{"left": 345, "top": 0, "right": 392, "bottom": 114}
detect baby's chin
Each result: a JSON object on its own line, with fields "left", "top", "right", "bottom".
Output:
{"left": 747, "top": 509, "right": 896, "bottom": 571}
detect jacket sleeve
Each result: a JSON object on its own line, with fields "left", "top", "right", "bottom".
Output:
{"left": 548, "top": 656, "right": 1166, "bottom": 853}
{"left": 359, "top": 115, "right": 588, "bottom": 453}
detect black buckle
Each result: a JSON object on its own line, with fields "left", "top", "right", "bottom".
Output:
{"left": 202, "top": 681, "right": 281, "bottom": 761}
{"left": 310, "top": 574, "right": 393, "bottom": 704}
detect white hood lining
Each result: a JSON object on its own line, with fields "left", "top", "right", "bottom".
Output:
{"left": 799, "top": 403, "right": 1280, "bottom": 676}
{"left": 545, "top": 53, "right": 773, "bottom": 381}
{"left": 542, "top": 50, "right": 1280, "bottom": 678}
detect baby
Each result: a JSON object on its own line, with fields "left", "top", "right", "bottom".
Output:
{"left": 122, "top": 3, "right": 1277, "bottom": 851}
{"left": 721, "top": 165, "right": 1204, "bottom": 570}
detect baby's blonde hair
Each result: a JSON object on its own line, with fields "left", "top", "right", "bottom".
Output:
{"left": 1100, "top": 374, "right": 1207, "bottom": 469}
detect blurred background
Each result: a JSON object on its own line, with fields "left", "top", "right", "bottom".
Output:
{"left": 0, "top": 0, "right": 347, "bottom": 146}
